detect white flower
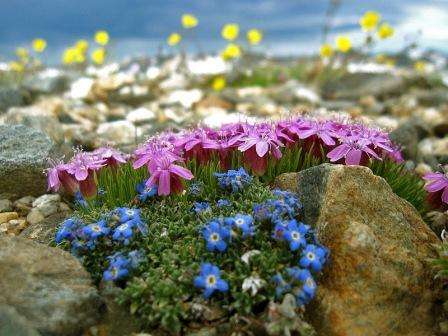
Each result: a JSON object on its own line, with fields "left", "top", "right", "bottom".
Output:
{"left": 242, "top": 276, "right": 265, "bottom": 296}
{"left": 241, "top": 250, "right": 261, "bottom": 265}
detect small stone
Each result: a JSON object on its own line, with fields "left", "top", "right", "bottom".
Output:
{"left": 32, "top": 194, "right": 60, "bottom": 218}
{"left": 0, "top": 199, "right": 12, "bottom": 213}
{"left": 59, "top": 202, "right": 71, "bottom": 213}
{"left": 32, "top": 194, "right": 61, "bottom": 208}
{"left": 0, "top": 212, "right": 18, "bottom": 224}
{"left": 6, "top": 219, "right": 28, "bottom": 235}
{"left": 13, "top": 196, "right": 36, "bottom": 216}
{"left": 26, "top": 209, "right": 44, "bottom": 225}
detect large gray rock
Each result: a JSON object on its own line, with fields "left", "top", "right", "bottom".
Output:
{"left": 22, "top": 70, "right": 69, "bottom": 95}
{"left": 0, "top": 87, "right": 27, "bottom": 112}
{"left": 0, "top": 305, "right": 41, "bottom": 336}
{"left": 0, "top": 236, "right": 102, "bottom": 335}
{"left": 5, "top": 106, "right": 65, "bottom": 144}
{"left": 389, "top": 117, "right": 429, "bottom": 162}
{"left": 0, "top": 125, "right": 58, "bottom": 199}
{"left": 275, "top": 164, "right": 439, "bottom": 336}
{"left": 322, "top": 73, "right": 405, "bottom": 100}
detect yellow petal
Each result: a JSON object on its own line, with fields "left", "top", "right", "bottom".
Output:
{"left": 221, "top": 24, "right": 239, "bottom": 41}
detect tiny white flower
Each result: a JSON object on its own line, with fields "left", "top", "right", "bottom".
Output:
{"left": 242, "top": 276, "right": 265, "bottom": 296}
{"left": 241, "top": 250, "right": 261, "bottom": 265}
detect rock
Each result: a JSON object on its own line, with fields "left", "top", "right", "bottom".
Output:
{"left": 162, "top": 89, "right": 203, "bottom": 109}
{"left": 21, "top": 212, "right": 68, "bottom": 245}
{"left": 13, "top": 196, "right": 36, "bottom": 216}
{"left": 415, "top": 107, "right": 448, "bottom": 137}
{"left": 0, "top": 87, "right": 27, "bottom": 112}
{"left": 389, "top": 118, "right": 429, "bottom": 161}
{"left": 0, "top": 199, "right": 12, "bottom": 213}
{"left": 186, "top": 56, "right": 228, "bottom": 76}
{"left": 6, "top": 218, "right": 28, "bottom": 235}
{"left": 160, "top": 73, "right": 189, "bottom": 90}
{"left": 22, "top": 69, "right": 68, "bottom": 94}
{"left": 322, "top": 73, "right": 405, "bottom": 100}
{"left": 418, "top": 137, "right": 448, "bottom": 165}
{"left": 0, "top": 305, "right": 41, "bottom": 336}
{"left": 68, "top": 77, "right": 94, "bottom": 100}
{"left": 32, "top": 194, "right": 61, "bottom": 217}
{"left": 195, "top": 95, "right": 234, "bottom": 110}
{"left": 96, "top": 120, "right": 139, "bottom": 146}
{"left": 5, "top": 106, "right": 65, "bottom": 145}
{"left": 0, "top": 212, "right": 18, "bottom": 224}
{"left": 26, "top": 209, "right": 45, "bottom": 225}
{"left": 275, "top": 164, "right": 439, "bottom": 336}
{"left": 0, "top": 125, "right": 58, "bottom": 199}
{"left": 0, "top": 236, "right": 102, "bottom": 335}
{"left": 269, "top": 80, "right": 320, "bottom": 105}
{"left": 126, "top": 107, "right": 156, "bottom": 125}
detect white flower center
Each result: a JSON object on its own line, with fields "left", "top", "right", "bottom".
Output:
{"left": 235, "top": 218, "right": 244, "bottom": 226}
{"left": 126, "top": 210, "right": 135, "bottom": 216}
{"left": 206, "top": 275, "right": 216, "bottom": 286}
{"left": 307, "top": 252, "right": 316, "bottom": 261}
{"left": 211, "top": 233, "right": 220, "bottom": 242}
{"left": 119, "top": 224, "right": 128, "bottom": 231}
{"left": 92, "top": 225, "right": 101, "bottom": 232}
{"left": 291, "top": 231, "right": 301, "bottom": 241}
{"left": 306, "top": 278, "right": 315, "bottom": 288}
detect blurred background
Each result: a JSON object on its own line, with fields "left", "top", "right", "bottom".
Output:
{"left": 1, "top": 0, "right": 447, "bottom": 63}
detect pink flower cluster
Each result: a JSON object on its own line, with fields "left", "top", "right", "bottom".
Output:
{"left": 423, "top": 170, "right": 448, "bottom": 207}
{"left": 47, "top": 117, "right": 403, "bottom": 198}
{"left": 47, "top": 147, "right": 128, "bottom": 198}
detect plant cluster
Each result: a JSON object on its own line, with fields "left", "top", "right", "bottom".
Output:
{"left": 55, "top": 167, "right": 328, "bottom": 333}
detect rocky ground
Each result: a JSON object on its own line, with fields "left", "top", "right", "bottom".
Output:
{"left": 0, "top": 52, "right": 448, "bottom": 335}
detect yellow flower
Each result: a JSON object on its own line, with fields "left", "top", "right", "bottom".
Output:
{"left": 9, "top": 61, "right": 24, "bottom": 72}
{"left": 182, "top": 14, "right": 198, "bottom": 29}
{"left": 212, "top": 76, "right": 226, "bottom": 91}
{"left": 221, "top": 43, "right": 241, "bottom": 60}
{"left": 319, "top": 43, "right": 333, "bottom": 58}
{"left": 95, "top": 30, "right": 109, "bottom": 46}
{"left": 336, "top": 35, "right": 352, "bottom": 53}
{"left": 414, "top": 61, "right": 426, "bottom": 73}
{"left": 91, "top": 48, "right": 106, "bottom": 65}
{"left": 221, "top": 24, "right": 239, "bottom": 41}
{"left": 377, "top": 23, "right": 394, "bottom": 39}
{"left": 76, "top": 39, "right": 89, "bottom": 52}
{"left": 167, "top": 33, "right": 182, "bottom": 46}
{"left": 16, "top": 47, "right": 29, "bottom": 59}
{"left": 247, "top": 29, "right": 263, "bottom": 45}
{"left": 32, "top": 38, "right": 47, "bottom": 53}
{"left": 62, "top": 48, "right": 85, "bottom": 65}
{"left": 359, "top": 11, "right": 380, "bottom": 32}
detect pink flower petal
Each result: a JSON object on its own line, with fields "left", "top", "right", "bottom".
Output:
{"left": 170, "top": 164, "right": 194, "bottom": 180}
{"left": 426, "top": 179, "right": 448, "bottom": 193}
{"left": 345, "top": 149, "right": 362, "bottom": 165}
{"left": 442, "top": 187, "right": 448, "bottom": 204}
{"left": 327, "top": 144, "right": 350, "bottom": 162}
{"left": 158, "top": 171, "right": 171, "bottom": 196}
{"left": 255, "top": 141, "right": 269, "bottom": 157}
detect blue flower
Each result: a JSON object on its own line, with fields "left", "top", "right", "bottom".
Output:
{"left": 217, "top": 199, "right": 231, "bottom": 208}
{"left": 225, "top": 214, "right": 254, "bottom": 238}
{"left": 82, "top": 219, "right": 110, "bottom": 240}
{"left": 282, "top": 220, "right": 308, "bottom": 251}
{"left": 103, "top": 254, "right": 130, "bottom": 281}
{"left": 112, "top": 221, "right": 135, "bottom": 245}
{"left": 116, "top": 207, "right": 141, "bottom": 223}
{"left": 189, "top": 182, "right": 203, "bottom": 196}
{"left": 55, "top": 218, "right": 83, "bottom": 244}
{"left": 272, "top": 273, "right": 291, "bottom": 298}
{"left": 194, "top": 263, "right": 229, "bottom": 298}
{"left": 130, "top": 215, "right": 148, "bottom": 236}
{"left": 214, "top": 167, "right": 252, "bottom": 193}
{"left": 299, "top": 244, "right": 328, "bottom": 272}
{"left": 136, "top": 182, "right": 157, "bottom": 202}
{"left": 193, "top": 202, "right": 211, "bottom": 214}
{"left": 74, "top": 191, "right": 88, "bottom": 208}
{"left": 273, "top": 189, "right": 302, "bottom": 210}
{"left": 202, "top": 220, "right": 230, "bottom": 252}
{"left": 127, "top": 250, "right": 144, "bottom": 268}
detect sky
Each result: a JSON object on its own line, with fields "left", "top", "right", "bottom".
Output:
{"left": 0, "top": 0, "right": 447, "bottom": 62}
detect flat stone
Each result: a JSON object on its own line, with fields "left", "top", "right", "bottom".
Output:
{"left": 21, "top": 212, "right": 68, "bottom": 245}
{"left": 0, "top": 199, "right": 13, "bottom": 213}
{"left": 0, "top": 236, "right": 102, "bottom": 335}
{"left": 26, "top": 209, "right": 44, "bottom": 225}
{"left": 0, "top": 212, "right": 18, "bottom": 224}
{"left": 275, "top": 164, "right": 439, "bottom": 336}
{"left": 13, "top": 196, "right": 36, "bottom": 216}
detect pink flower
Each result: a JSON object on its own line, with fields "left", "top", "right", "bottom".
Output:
{"left": 294, "top": 120, "right": 337, "bottom": 146}
{"left": 145, "top": 157, "right": 194, "bottom": 196}
{"left": 133, "top": 137, "right": 180, "bottom": 170}
{"left": 93, "top": 147, "right": 128, "bottom": 167}
{"left": 46, "top": 160, "right": 78, "bottom": 194}
{"left": 327, "top": 136, "right": 380, "bottom": 165}
{"left": 237, "top": 123, "right": 283, "bottom": 175}
{"left": 423, "top": 172, "right": 448, "bottom": 205}
{"left": 65, "top": 151, "right": 105, "bottom": 198}
{"left": 174, "top": 128, "right": 214, "bottom": 164}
